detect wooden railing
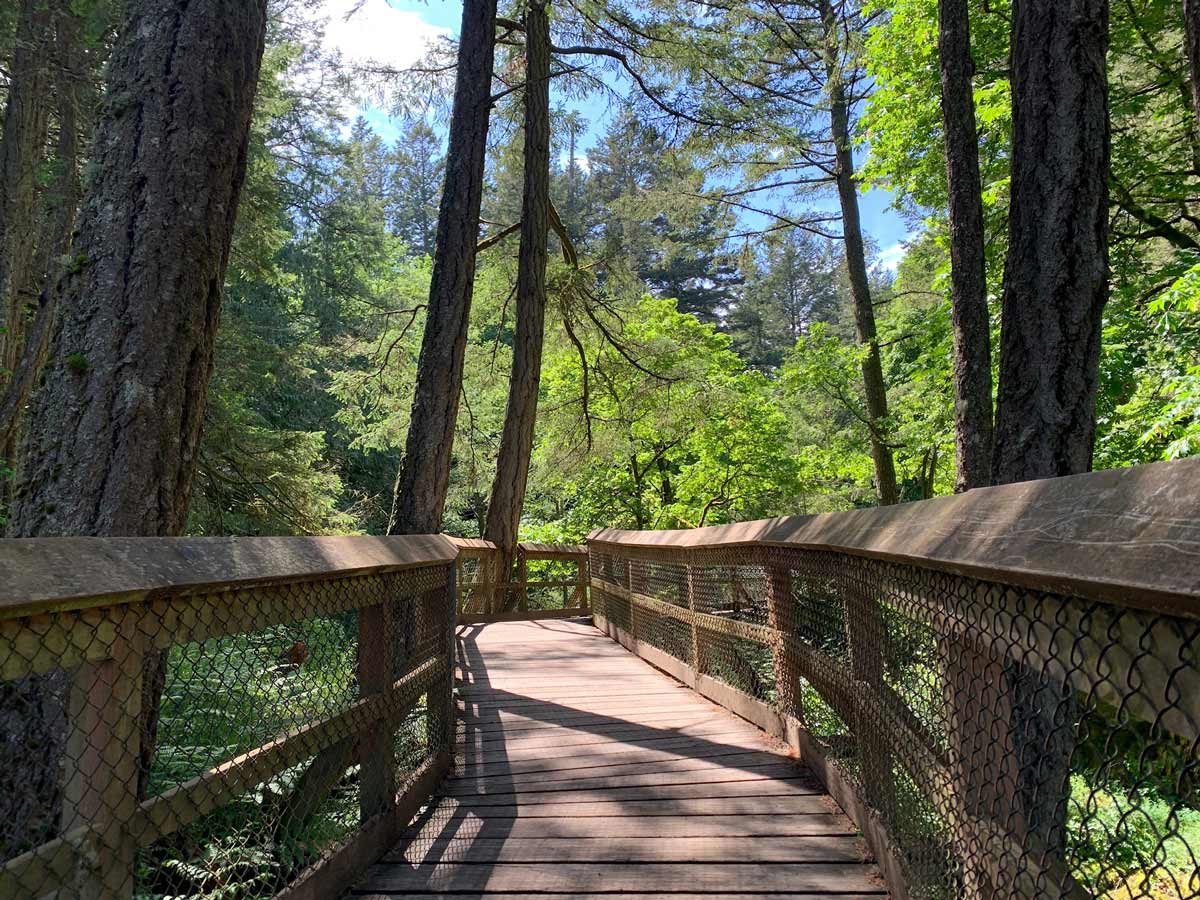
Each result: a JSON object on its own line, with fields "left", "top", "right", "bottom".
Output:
{"left": 449, "top": 537, "right": 589, "bottom": 624}
{"left": 587, "top": 459, "right": 1200, "bottom": 900}
{"left": 0, "top": 535, "right": 457, "bottom": 900}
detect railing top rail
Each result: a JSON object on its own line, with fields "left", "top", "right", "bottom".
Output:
{"left": 442, "top": 536, "right": 586, "bottom": 558}
{"left": 0, "top": 533, "right": 458, "bottom": 618}
{"left": 518, "top": 541, "right": 587, "bottom": 558}
{"left": 444, "top": 536, "right": 497, "bottom": 551}
{"left": 589, "top": 458, "right": 1200, "bottom": 615}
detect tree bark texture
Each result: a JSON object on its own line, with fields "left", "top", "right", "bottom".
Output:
{"left": 992, "top": 0, "right": 1110, "bottom": 485}
{"left": 1185, "top": 0, "right": 1200, "bottom": 129}
{"left": 820, "top": 0, "right": 899, "bottom": 507}
{"left": 938, "top": 0, "right": 993, "bottom": 491}
{"left": 0, "top": 0, "right": 54, "bottom": 396}
{"left": 0, "top": 0, "right": 269, "bottom": 858}
{"left": 484, "top": 0, "right": 551, "bottom": 608}
{"left": 9, "top": 0, "right": 269, "bottom": 536}
{"left": 388, "top": 0, "right": 498, "bottom": 535}
{"left": 0, "top": 3, "right": 85, "bottom": 481}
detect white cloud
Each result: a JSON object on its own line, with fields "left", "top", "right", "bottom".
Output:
{"left": 876, "top": 242, "right": 907, "bottom": 272}
{"left": 318, "top": 0, "right": 449, "bottom": 72}
{"left": 559, "top": 151, "right": 590, "bottom": 173}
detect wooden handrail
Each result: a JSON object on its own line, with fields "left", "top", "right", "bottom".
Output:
{"left": 590, "top": 457, "right": 1200, "bottom": 615}
{"left": 0, "top": 534, "right": 459, "bottom": 617}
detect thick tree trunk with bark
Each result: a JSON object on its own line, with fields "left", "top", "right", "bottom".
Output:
{"left": 938, "top": 0, "right": 993, "bottom": 491}
{"left": 1185, "top": 0, "right": 1200, "bottom": 128}
{"left": 1, "top": 0, "right": 268, "bottom": 857}
{"left": 820, "top": 1, "right": 899, "bottom": 507}
{"left": 989, "top": 0, "right": 1108, "bottom": 879}
{"left": 388, "top": 0, "right": 498, "bottom": 536}
{"left": 992, "top": 0, "right": 1110, "bottom": 484}
{"left": 0, "top": 0, "right": 54, "bottom": 397}
{"left": 484, "top": 0, "right": 551, "bottom": 609}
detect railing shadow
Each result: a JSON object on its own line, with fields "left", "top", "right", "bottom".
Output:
{"left": 379, "top": 620, "right": 837, "bottom": 893}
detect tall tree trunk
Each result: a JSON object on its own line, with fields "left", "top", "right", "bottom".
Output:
{"left": 992, "top": 0, "right": 1110, "bottom": 484}
{"left": 388, "top": 0, "right": 498, "bottom": 535}
{"left": 0, "top": 2, "right": 84, "bottom": 486}
{"left": 1185, "top": 0, "right": 1200, "bottom": 128}
{"left": 484, "top": 0, "right": 551, "bottom": 609}
{"left": 0, "top": 0, "right": 54, "bottom": 400}
{"left": 990, "top": 1, "right": 1108, "bottom": 882}
{"left": 938, "top": 0, "right": 993, "bottom": 491}
{"left": 820, "top": 0, "right": 899, "bottom": 506}
{"left": 2, "top": 0, "right": 268, "bottom": 857}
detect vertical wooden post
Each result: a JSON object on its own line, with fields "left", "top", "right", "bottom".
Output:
{"left": 685, "top": 555, "right": 707, "bottom": 675}
{"left": 764, "top": 560, "right": 800, "bottom": 718}
{"left": 844, "top": 566, "right": 895, "bottom": 817}
{"left": 358, "top": 600, "right": 396, "bottom": 821}
{"left": 941, "top": 627, "right": 1023, "bottom": 899}
{"left": 425, "top": 564, "right": 457, "bottom": 761}
{"left": 517, "top": 546, "right": 529, "bottom": 613}
{"left": 61, "top": 609, "right": 144, "bottom": 899}
{"left": 577, "top": 554, "right": 589, "bottom": 612}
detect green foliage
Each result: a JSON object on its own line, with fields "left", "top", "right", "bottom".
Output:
{"left": 1068, "top": 775, "right": 1200, "bottom": 899}
{"left": 532, "top": 294, "right": 802, "bottom": 535}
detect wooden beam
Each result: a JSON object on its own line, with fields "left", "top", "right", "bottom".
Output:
{"left": 591, "top": 459, "right": 1200, "bottom": 615}
{"left": 0, "top": 535, "right": 459, "bottom": 618}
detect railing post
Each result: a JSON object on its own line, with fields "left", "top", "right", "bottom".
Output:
{"left": 844, "top": 563, "right": 895, "bottom": 818}
{"left": 576, "top": 554, "right": 589, "bottom": 612}
{"left": 764, "top": 558, "right": 800, "bottom": 719}
{"left": 358, "top": 599, "right": 396, "bottom": 821}
{"left": 61, "top": 609, "right": 143, "bottom": 899}
{"left": 425, "top": 563, "right": 457, "bottom": 760}
{"left": 941, "top": 626, "right": 1023, "bottom": 898}
{"left": 684, "top": 554, "right": 707, "bottom": 674}
{"left": 517, "top": 546, "right": 529, "bottom": 613}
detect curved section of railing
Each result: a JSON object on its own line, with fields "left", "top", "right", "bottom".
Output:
{"left": 588, "top": 459, "right": 1200, "bottom": 900}
{"left": 0, "top": 535, "right": 458, "bottom": 899}
{"left": 450, "top": 537, "right": 589, "bottom": 624}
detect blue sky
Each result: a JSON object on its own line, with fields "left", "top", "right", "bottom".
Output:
{"left": 323, "top": 0, "right": 912, "bottom": 267}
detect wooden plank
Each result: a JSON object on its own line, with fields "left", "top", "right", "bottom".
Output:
{"left": 434, "top": 795, "right": 836, "bottom": 818}
{"left": 457, "top": 745, "right": 787, "bottom": 779}
{"left": 443, "top": 762, "right": 808, "bottom": 795}
{"left": 355, "top": 861, "right": 886, "bottom": 894}
{"left": 448, "top": 751, "right": 805, "bottom": 788}
{"left": 463, "top": 720, "right": 753, "bottom": 753}
{"left": 386, "top": 834, "right": 867, "bottom": 864}
{"left": 590, "top": 458, "right": 1200, "bottom": 615}
{"left": 438, "top": 778, "right": 823, "bottom": 806}
{"left": 0, "top": 534, "right": 458, "bottom": 617}
{"left": 459, "top": 734, "right": 770, "bottom": 767}
{"left": 517, "top": 540, "right": 587, "bottom": 557}
{"left": 350, "top": 897, "right": 888, "bottom": 900}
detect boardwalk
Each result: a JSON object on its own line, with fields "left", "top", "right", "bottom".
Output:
{"left": 349, "top": 620, "right": 887, "bottom": 899}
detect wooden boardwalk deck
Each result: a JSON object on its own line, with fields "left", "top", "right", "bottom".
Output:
{"left": 348, "top": 620, "right": 887, "bottom": 899}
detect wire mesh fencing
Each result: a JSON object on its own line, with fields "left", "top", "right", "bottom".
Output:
{"left": 589, "top": 538, "right": 1199, "bottom": 900}
{"left": 0, "top": 538, "right": 457, "bottom": 899}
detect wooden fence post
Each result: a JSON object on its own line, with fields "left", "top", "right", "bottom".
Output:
{"left": 844, "top": 566, "right": 896, "bottom": 817}
{"left": 61, "top": 609, "right": 143, "bottom": 899}
{"left": 764, "top": 560, "right": 800, "bottom": 718}
{"left": 577, "top": 554, "right": 589, "bottom": 612}
{"left": 516, "top": 547, "right": 529, "bottom": 613}
{"left": 358, "top": 600, "right": 396, "bottom": 821}
{"left": 684, "top": 554, "right": 710, "bottom": 675}
{"left": 425, "top": 564, "right": 457, "bottom": 758}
